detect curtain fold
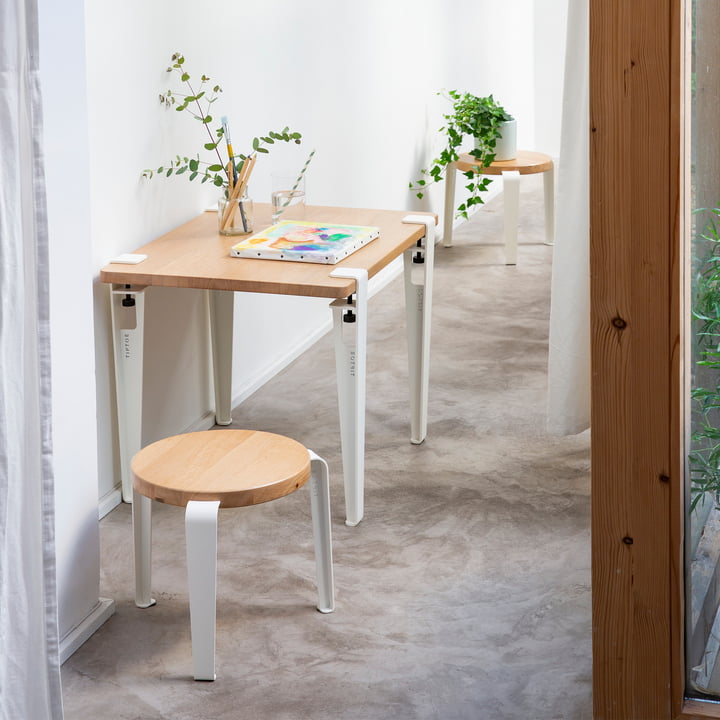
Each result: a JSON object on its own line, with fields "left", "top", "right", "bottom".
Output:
{"left": 546, "top": 0, "right": 590, "bottom": 435}
{"left": 0, "top": 0, "right": 63, "bottom": 717}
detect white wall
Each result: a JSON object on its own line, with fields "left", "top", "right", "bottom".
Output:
{"left": 39, "top": 0, "right": 113, "bottom": 656}
{"left": 84, "top": 0, "right": 562, "bottom": 504}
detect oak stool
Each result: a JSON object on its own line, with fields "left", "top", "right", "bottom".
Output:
{"left": 131, "top": 429, "right": 335, "bottom": 681}
{"left": 443, "top": 149, "right": 554, "bottom": 264}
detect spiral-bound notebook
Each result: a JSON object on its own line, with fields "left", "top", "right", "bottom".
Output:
{"left": 230, "top": 220, "right": 380, "bottom": 264}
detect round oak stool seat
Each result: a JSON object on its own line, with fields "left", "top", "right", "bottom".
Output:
{"left": 454, "top": 149, "right": 553, "bottom": 176}
{"left": 130, "top": 429, "right": 335, "bottom": 681}
{"left": 133, "top": 429, "right": 313, "bottom": 508}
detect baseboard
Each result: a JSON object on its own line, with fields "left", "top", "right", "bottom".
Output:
{"left": 98, "top": 487, "right": 122, "bottom": 519}
{"left": 59, "top": 597, "right": 115, "bottom": 663}
{"left": 184, "top": 409, "right": 222, "bottom": 433}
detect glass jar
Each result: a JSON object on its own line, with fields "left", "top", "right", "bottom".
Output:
{"left": 218, "top": 192, "right": 254, "bottom": 236}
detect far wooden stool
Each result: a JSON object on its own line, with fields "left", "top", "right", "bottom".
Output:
{"left": 443, "top": 150, "right": 555, "bottom": 264}
{"left": 131, "top": 429, "right": 335, "bottom": 681}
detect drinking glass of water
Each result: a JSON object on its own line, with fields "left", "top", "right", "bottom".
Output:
{"left": 271, "top": 174, "right": 306, "bottom": 224}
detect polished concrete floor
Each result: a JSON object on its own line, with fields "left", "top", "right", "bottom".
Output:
{"left": 62, "top": 176, "right": 592, "bottom": 719}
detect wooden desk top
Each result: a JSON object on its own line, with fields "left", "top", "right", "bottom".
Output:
{"left": 100, "top": 204, "right": 436, "bottom": 300}
{"left": 456, "top": 149, "right": 553, "bottom": 176}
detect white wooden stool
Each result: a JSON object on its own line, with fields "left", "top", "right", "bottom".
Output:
{"left": 131, "top": 429, "right": 334, "bottom": 681}
{"left": 443, "top": 149, "right": 555, "bottom": 264}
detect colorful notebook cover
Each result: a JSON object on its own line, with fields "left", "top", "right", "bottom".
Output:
{"left": 230, "top": 220, "right": 380, "bottom": 264}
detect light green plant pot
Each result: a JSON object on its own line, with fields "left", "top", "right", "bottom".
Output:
{"left": 475, "top": 119, "right": 517, "bottom": 161}
{"left": 494, "top": 119, "right": 517, "bottom": 161}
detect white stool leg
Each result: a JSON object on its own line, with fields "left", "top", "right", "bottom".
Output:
{"left": 329, "top": 268, "right": 368, "bottom": 527}
{"left": 308, "top": 452, "right": 335, "bottom": 613}
{"left": 132, "top": 489, "right": 156, "bottom": 608}
{"left": 208, "top": 290, "right": 234, "bottom": 426}
{"left": 443, "top": 161, "right": 457, "bottom": 247}
{"left": 502, "top": 170, "right": 521, "bottom": 265}
{"left": 110, "top": 285, "right": 146, "bottom": 503}
{"left": 185, "top": 500, "right": 220, "bottom": 681}
{"left": 543, "top": 164, "right": 555, "bottom": 245}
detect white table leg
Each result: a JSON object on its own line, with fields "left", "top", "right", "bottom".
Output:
{"left": 443, "top": 161, "right": 457, "bottom": 247}
{"left": 402, "top": 216, "right": 436, "bottom": 445}
{"left": 186, "top": 500, "right": 220, "bottom": 681}
{"left": 329, "top": 268, "right": 368, "bottom": 527}
{"left": 543, "top": 164, "right": 555, "bottom": 245}
{"left": 132, "top": 489, "right": 156, "bottom": 608}
{"left": 208, "top": 290, "right": 234, "bottom": 426}
{"left": 308, "top": 452, "right": 335, "bottom": 613}
{"left": 110, "top": 284, "right": 146, "bottom": 503}
{"left": 502, "top": 170, "right": 521, "bottom": 265}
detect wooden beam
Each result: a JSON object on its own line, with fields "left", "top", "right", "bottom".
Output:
{"left": 590, "top": 0, "right": 682, "bottom": 717}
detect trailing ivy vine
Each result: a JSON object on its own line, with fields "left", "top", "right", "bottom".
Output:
{"left": 409, "top": 90, "right": 513, "bottom": 220}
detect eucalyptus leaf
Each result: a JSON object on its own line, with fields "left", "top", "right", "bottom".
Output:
{"left": 147, "top": 53, "right": 304, "bottom": 194}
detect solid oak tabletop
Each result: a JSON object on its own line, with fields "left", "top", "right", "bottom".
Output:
{"left": 100, "top": 204, "right": 436, "bottom": 300}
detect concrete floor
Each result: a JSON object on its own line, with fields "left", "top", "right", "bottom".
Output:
{"left": 62, "top": 176, "right": 592, "bottom": 719}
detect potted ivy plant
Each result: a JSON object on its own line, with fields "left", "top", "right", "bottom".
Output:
{"left": 143, "top": 53, "right": 302, "bottom": 234}
{"left": 410, "top": 90, "right": 515, "bottom": 220}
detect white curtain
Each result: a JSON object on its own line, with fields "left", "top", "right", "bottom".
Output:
{"left": 0, "top": 0, "right": 64, "bottom": 718}
{"left": 547, "top": 0, "right": 591, "bottom": 435}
